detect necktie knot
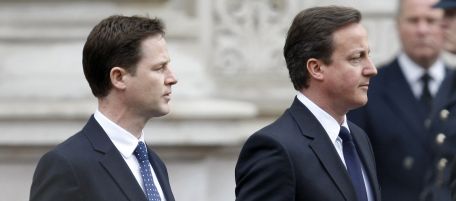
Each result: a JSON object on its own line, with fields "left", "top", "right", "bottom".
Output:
{"left": 339, "top": 126, "right": 353, "bottom": 142}
{"left": 421, "top": 73, "right": 432, "bottom": 84}
{"left": 134, "top": 141, "right": 148, "bottom": 161}
{"left": 420, "top": 73, "right": 432, "bottom": 98}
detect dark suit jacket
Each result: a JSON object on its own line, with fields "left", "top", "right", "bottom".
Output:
{"left": 348, "top": 58, "right": 456, "bottom": 201}
{"left": 30, "top": 116, "right": 175, "bottom": 201}
{"left": 235, "top": 98, "right": 381, "bottom": 201}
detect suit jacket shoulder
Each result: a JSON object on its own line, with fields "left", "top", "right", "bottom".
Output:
{"left": 235, "top": 98, "right": 381, "bottom": 201}
{"left": 30, "top": 116, "right": 175, "bottom": 201}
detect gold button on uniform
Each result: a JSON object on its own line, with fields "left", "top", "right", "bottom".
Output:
{"left": 440, "top": 109, "right": 450, "bottom": 120}
{"left": 438, "top": 158, "right": 448, "bottom": 171}
{"left": 403, "top": 156, "right": 414, "bottom": 170}
{"left": 435, "top": 133, "right": 446, "bottom": 145}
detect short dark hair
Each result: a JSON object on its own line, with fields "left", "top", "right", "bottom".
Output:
{"left": 82, "top": 15, "right": 165, "bottom": 97}
{"left": 283, "top": 6, "right": 362, "bottom": 90}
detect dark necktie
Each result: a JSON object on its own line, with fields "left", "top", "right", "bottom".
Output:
{"left": 134, "top": 141, "right": 162, "bottom": 201}
{"left": 339, "top": 126, "right": 368, "bottom": 201}
{"left": 420, "top": 73, "right": 432, "bottom": 117}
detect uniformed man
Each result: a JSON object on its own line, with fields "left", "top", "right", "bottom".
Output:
{"left": 431, "top": 0, "right": 456, "bottom": 200}
{"left": 421, "top": 107, "right": 456, "bottom": 201}
{"left": 348, "top": 0, "right": 456, "bottom": 200}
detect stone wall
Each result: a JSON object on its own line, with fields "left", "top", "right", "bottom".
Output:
{"left": 0, "top": 0, "right": 425, "bottom": 200}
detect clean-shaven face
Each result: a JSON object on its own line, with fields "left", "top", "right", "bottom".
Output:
{"left": 397, "top": 0, "right": 444, "bottom": 68}
{"left": 124, "top": 35, "right": 178, "bottom": 118}
{"left": 321, "top": 23, "right": 377, "bottom": 112}
{"left": 441, "top": 8, "right": 456, "bottom": 53}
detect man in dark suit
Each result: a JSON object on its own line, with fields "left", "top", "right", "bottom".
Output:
{"left": 30, "top": 15, "right": 177, "bottom": 201}
{"left": 348, "top": 0, "right": 455, "bottom": 200}
{"left": 235, "top": 6, "right": 380, "bottom": 201}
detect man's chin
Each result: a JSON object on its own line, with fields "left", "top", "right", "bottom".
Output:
{"left": 444, "top": 44, "right": 456, "bottom": 54}
{"left": 350, "top": 98, "right": 368, "bottom": 110}
{"left": 150, "top": 107, "right": 170, "bottom": 118}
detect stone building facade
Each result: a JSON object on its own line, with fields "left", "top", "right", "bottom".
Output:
{"left": 0, "top": 0, "right": 441, "bottom": 200}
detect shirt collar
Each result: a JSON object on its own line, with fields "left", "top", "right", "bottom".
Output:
{"left": 296, "top": 92, "right": 349, "bottom": 144}
{"left": 398, "top": 52, "right": 445, "bottom": 85}
{"left": 94, "top": 110, "right": 145, "bottom": 159}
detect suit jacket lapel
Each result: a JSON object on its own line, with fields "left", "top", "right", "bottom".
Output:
{"left": 147, "top": 147, "right": 175, "bottom": 201}
{"left": 288, "top": 98, "right": 357, "bottom": 201}
{"left": 349, "top": 122, "right": 381, "bottom": 201}
{"left": 83, "top": 116, "right": 148, "bottom": 201}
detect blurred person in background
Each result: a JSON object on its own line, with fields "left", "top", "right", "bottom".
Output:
{"left": 430, "top": 0, "right": 456, "bottom": 200}
{"left": 348, "top": 0, "right": 456, "bottom": 200}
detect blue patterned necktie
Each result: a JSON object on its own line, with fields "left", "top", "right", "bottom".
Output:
{"left": 134, "top": 141, "right": 162, "bottom": 201}
{"left": 339, "top": 126, "right": 368, "bottom": 201}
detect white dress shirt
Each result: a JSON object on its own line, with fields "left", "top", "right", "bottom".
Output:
{"left": 94, "top": 110, "right": 166, "bottom": 201}
{"left": 398, "top": 52, "right": 445, "bottom": 99}
{"left": 297, "top": 93, "right": 373, "bottom": 201}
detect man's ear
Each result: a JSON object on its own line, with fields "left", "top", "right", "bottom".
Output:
{"left": 110, "top": 67, "right": 128, "bottom": 90}
{"left": 307, "top": 58, "right": 324, "bottom": 81}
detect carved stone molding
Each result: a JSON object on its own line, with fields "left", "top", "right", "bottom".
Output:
{"left": 211, "top": 0, "right": 295, "bottom": 76}
{"left": 209, "top": 0, "right": 299, "bottom": 113}
{"left": 208, "top": 0, "right": 402, "bottom": 114}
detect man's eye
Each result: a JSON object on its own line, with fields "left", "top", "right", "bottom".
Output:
{"left": 351, "top": 57, "right": 361, "bottom": 62}
{"left": 154, "top": 66, "right": 166, "bottom": 72}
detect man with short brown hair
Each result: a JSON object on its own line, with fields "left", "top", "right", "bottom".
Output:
{"left": 235, "top": 6, "right": 380, "bottom": 201}
{"left": 30, "top": 15, "right": 177, "bottom": 201}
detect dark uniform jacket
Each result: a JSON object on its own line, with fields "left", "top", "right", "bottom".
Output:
{"left": 348, "top": 58, "right": 456, "bottom": 201}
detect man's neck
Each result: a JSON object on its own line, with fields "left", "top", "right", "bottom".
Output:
{"left": 301, "top": 89, "right": 346, "bottom": 124}
{"left": 98, "top": 99, "right": 147, "bottom": 139}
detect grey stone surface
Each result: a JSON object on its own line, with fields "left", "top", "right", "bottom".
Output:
{"left": 3, "top": 0, "right": 454, "bottom": 201}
